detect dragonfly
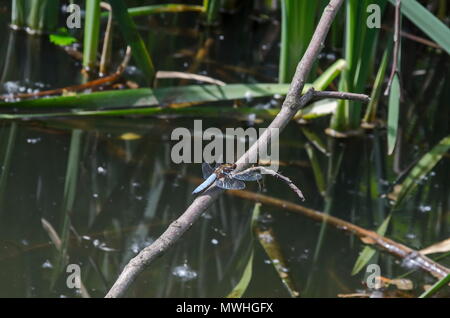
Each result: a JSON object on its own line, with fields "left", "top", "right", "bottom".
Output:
{"left": 192, "top": 163, "right": 262, "bottom": 194}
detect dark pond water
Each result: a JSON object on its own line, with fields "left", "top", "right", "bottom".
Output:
{"left": 0, "top": 2, "right": 449, "bottom": 298}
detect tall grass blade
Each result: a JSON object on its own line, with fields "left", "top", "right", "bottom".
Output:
{"left": 226, "top": 203, "right": 261, "bottom": 298}
{"left": 0, "top": 123, "right": 17, "bottom": 213}
{"left": 279, "top": 0, "right": 318, "bottom": 83}
{"left": 312, "top": 59, "right": 346, "bottom": 90}
{"left": 11, "top": 0, "right": 25, "bottom": 28}
{"left": 305, "top": 143, "right": 326, "bottom": 196}
{"left": 351, "top": 214, "right": 391, "bottom": 275}
{"left": 108, "top": 0, "right": 155, "bottom": 84}
{"left": 83, "top": 0, "right": 101, "bottom": 70}
{"left": 419, "top": 273, "right": 450, "bottom": 298}
{"left": 204, "top": 0, "right": 220, "bottom": 25}
{"left": 363, "top": 44, "right": 391, "bottom": 123}
{"left": 52, "top": 129, "right": 82, "bottom": 288}
{"left": 394, "top": 135, "right": 450, "bottom": 208}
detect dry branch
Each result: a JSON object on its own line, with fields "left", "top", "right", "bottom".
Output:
{"left": 105, "top": 0, "right": 345, "bottom": 298}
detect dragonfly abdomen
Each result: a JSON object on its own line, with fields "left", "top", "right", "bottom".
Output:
{"left": 192, "top": 173, "right": 217, "bottom": 194}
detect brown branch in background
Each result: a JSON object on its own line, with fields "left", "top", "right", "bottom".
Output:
{"left": 0, "top": 46, "right": 131, "bottom": 101}
{"left": 384, "top": 0, "right": 402, "bottom": 96}
{"left": 381, "top": 24, "right": 441, "bottom": 50}
{"left": 105, "top": 0, "right": 346, "bottom": 298}
{"left": 179, "top": 37, "right": 215, "bottom": 85}
{"left": 228, "top": 190, "right": 450, "bottom": 280}
{"left": 154, "top": 71, "right": 226, "bottom": 87}
{"left": 234, "top": 166, "right": 305, "bottom": 201}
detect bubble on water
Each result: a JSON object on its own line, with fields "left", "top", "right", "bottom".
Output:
{"left": 201, "top": 211, "right": 213, "bottom": 219}
{"left": 26, "top": 137, "right": 41, "bottom": 144}
{"left": 219, "top": 35, "right": 224, "bottom": 40}
{"left": 172, "top": 264, "right": 198, "bottom": 282}
{"left": 130, "top": 237, "right": 154, "bottom": 254}
{"left": 97, "top": 166, "right": 107, "bottom": 175}
{"left": 92, "top": 193, "right": 99, "bottom": 198}
{"left": 418, "top": 205, "right": 431, "bottom": 213}
{"left": 298, "top": 249, "right": 310, "bottom": 261}
{"left": 42, "top": 260, "right": 53, "bottom": 269}
{"left": 405, "top": 233, "right": 416, "bottom": 240}
{"left": 264, "top": 259, "right": 271, "bottom": 264}
{"left": 211, "top": 238, "right": 219, "bottom": 245}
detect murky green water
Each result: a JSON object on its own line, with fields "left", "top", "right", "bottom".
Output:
{"left": 0, "top": 2, "right": 449, "bottom": 298}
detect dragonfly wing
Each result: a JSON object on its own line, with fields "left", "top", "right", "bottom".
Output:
{"left": 233, "top": 171, "right": 262, "bottom": 181}
{"left": 217, "top": 177, "right": 245, "bottom": 190}
{"left": 202, "top": 162, "right": 215, "bottom": 179}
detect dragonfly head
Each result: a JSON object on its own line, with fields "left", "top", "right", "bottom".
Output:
{"left": 215, "top": 163, "right": 237, "bottom": 178}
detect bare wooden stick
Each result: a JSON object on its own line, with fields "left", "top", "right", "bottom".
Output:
{"left": 105, "top": 0, "right": 345, "bottom": 298}
{"left": 312, "top": 90, "right": 370, "bottom": 103}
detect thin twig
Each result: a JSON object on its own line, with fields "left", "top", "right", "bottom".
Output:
{"left": 0, "top": 47, "right": 132, "bottom": 101}
{"left": 155, "top": 71, "right": 226, "bottom": 86}
{"left": 99, "top": 2, "right": 113, "bottom": 76}
{"left": 233, "top": 166, "right": 305, "bottom": 201}
{"left": 312, "top": 90, "right": 370, "bottom": 103}
{"left": 384, "top": 0, "right": 401, "bottom": 96}
{"left": 105, "top": 0, "right": 345, "bottom": 298}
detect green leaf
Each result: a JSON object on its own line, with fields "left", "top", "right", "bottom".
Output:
{"left": 299, "top": 99, "right": 338, "bottom": 120}
{"left": 254, "top": 223, "right": 300, "bottom": 297}
{"left": 226, "top": 203, "right": 260, "bottom": 298}
{"left": 387, "top": 74, "right": 400, "bottom": 155}
{"left": 83, "top": 0, "right": 101, "bottom": 70}
{"left": 226, "top": 252, "right": 254, "bottom": 298}
{"left": 305, "top": 143, "right": 326, "bottom": 196}
{"left": 363, "top": 42, "right": 391, "bottom": 123}
{"left": 108, "top": 0, "right": 155, "bottom": 83}
{"left": 0, "top": 83, "right": 310, "bottom": 118}
{"left": 352, "top": 214, "right": 391, "bottom": 275}
{"left": 312, "top": 59, "right": 347, "bottom": 91}
{"left": 49, "top": 28, "right": 77, "bottom": 46}
{"left": 419, "top": 273, "right": 450, "bottom": 298}
{"left": 389, "top": 0, "right": 450, "bottom": 54}
{"left": 394, "top": 135, "right": 450, "bottom": 207}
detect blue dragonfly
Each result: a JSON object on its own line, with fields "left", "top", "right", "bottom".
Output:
{"left": 192, "top": 163, "right": 262, "bottom": 194}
